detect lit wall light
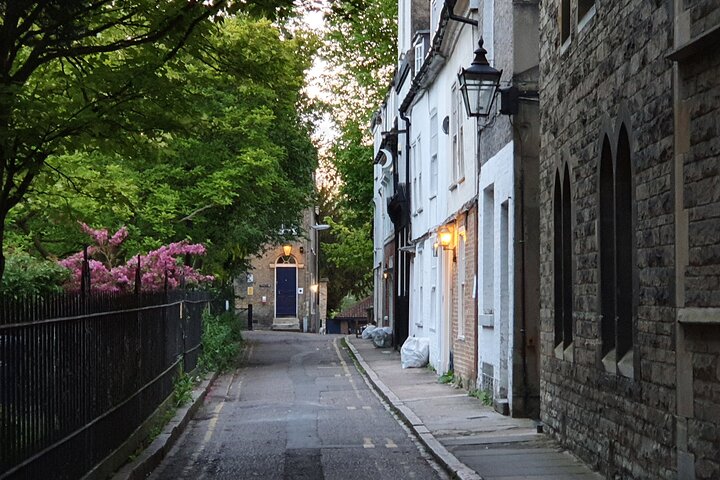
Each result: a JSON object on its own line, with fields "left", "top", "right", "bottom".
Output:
{"left": 438, "top": 226, "right": 454, "bottom": 250}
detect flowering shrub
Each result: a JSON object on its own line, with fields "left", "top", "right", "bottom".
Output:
{"left": 59, "top": 224, "right": 213, "bottom": 293}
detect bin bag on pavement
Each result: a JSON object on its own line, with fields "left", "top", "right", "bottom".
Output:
{"left": 400, "top": 336, "right": 430, "bottom": 368}
{"left": 372, "top": 327, "right": 393, "bottom": 348}
{"left": 361, "top": 325, "right": 377, "bottom": 340}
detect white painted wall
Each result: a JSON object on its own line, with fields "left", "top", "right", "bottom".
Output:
{"left": 398, "top": 7, "right": 482, "bottom": 373}
{"left": 477, "top": 141, "right": 515, "bottom": 403}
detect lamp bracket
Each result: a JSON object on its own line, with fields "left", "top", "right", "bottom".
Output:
{"left": 445, "top": 0, "right": 479, "bottom": 26}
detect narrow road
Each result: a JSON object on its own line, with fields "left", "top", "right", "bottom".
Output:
{"left": 148, "top": 331, "right": 447, "bottom": 480}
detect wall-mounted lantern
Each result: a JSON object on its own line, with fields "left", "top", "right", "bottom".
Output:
{"left": 282, "top": 244, "right": 292, "bottom": 257}
{"left": 438, "top": 226, "right": 454, "bottom": 250}
{"left": 458, "top": 38, "right": 502, "bottom": 117}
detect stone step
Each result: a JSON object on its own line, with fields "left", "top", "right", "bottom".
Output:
{"left": 271, "top": 319, "right": 300, "bottom": 331}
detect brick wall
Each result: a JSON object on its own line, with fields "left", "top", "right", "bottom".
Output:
{"left": 539, "top": 0, "right": 679, "bottom": 478}
{"left": 452, "top": 208, "right": 478, "bottom": 389}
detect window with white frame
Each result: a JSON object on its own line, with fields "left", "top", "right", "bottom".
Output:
{"left": 414, "top": 39, "right": 424, "bottom": 74}
{"left": 430, "top": 254, "right": 438, "bottom": 331}
{"left": 457, "top": 226, "right": 466, "bottom": 339}
{"left": 450, "top": 83, "right": 465, "bottom": 186}
{"left": 430, "top": 111, "right": 438, "bottom": 198}
{"left": 451, "top": 84, "right": 459, "bottom": 185}
{"left": 412, "top": 139, "right": 422, "bottom": 214}
{"left": 416, "top": 137, "right": 422, "bottom": 211}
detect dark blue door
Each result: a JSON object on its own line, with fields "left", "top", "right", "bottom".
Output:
{"left": 276, "top": 267, "right": 297, "bottom": 317}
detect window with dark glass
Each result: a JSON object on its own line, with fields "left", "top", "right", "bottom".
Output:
{"left": 554, "top": 166, "right": 573, "bottom": 359}
{"left": 578, "top": 0, "right": 595, "bottom": 23}
{"left": 561, "top": 0, "right": 571, "bottom": 44}
{"left": 599, "top": 126, "right": 634, "bottom": 377}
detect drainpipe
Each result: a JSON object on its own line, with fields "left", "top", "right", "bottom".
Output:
{"left": 510, "top": 117, "right": 529, "bottom": 416}
{"left": 400, "top": 108, "right": 412, "bottom": 346}
{"left": 474, "top": 127, "right": 482, "bottom": 388}
{"left": 400, "top": 111, "right": 411, "bottom": 195}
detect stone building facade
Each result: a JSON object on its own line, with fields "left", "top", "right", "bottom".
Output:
{"left": 234, "top": 210, "right": 322, "bottom": 331}
{"left": 539, "top": 0, "right": 719, "bottom": 477}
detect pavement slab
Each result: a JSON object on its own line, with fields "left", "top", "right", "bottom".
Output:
{"left": 345, "top": 336, "right": 604, "bottom": 480}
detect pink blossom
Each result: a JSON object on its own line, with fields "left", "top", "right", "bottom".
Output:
{"left": 58, "top": 224, "right": 213, "bottom": 293}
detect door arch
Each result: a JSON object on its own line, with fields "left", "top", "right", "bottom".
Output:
{"left": 275, "top": 255, "right": 297, "bottom": 318}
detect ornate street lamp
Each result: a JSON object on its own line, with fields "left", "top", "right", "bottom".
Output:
{"left": 458, "top": 38, "right": 502, "bottom": 117}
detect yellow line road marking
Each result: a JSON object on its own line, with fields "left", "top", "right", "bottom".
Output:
{"left": 333, "top": 338, "right": 362, "bottom": 400}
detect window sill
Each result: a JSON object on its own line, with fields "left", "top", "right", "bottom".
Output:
{"left": 601, "top": 348, "right": 634, "bottom": 379}
{"left": 554, "top": 341, "right": 574, "bottom": 362}
{"left": 560, "top": 37, "right": 571, "bottom": 56}
{"left": 677, "top": 307, "right": 720, "bottom": 325}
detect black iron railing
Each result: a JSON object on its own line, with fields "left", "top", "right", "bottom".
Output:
{"left": 0, "top": 289, "right": 218, "bottom": 480}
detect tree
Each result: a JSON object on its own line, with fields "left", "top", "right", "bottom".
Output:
{"left": 58, "top": 223, "right": 212, "bottom": 293}
{"left": 3, "top": 14, "right": 318, "bottom": 283}
{"left": 0, "top": 0, "right": 298, "bottom": 281}
{"left": 319, "top": 0, "right": 396, "bottom": 302}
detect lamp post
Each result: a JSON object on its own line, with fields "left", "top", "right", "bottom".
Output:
{"left": 457, "top": 38, "right": 502, "bottom": 118}
{"left": 311, "top": 223, "right": 330, "bottom": 333}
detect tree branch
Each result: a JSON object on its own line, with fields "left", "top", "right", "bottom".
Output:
{"left": 178, "top": 204, "right": 214, "bottom": 222}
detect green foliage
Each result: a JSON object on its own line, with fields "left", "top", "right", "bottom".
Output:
{"left": 4, "top": 16, "right": 318, "bottom": 283}
{"left": 199, "top": 310, "right": 243, "bottom": 373}
{"left": 469, "top": 388, "right": 494, "bottom": 407}
{"left": 438, "top": 370, "right": 455, "bottom": 385}
{"left": 173, "top": 370, "right": 196, "bottom": 408}
{"left": 0, "top": 252, "right": 69, "bottom": 298}
{"left": 322, "top": 217, "right": 373, "bottom": 296}
{"left": 318, "top": 0, "right": 397, "bottom": 305}
{"left": 324, "top": 0, "right": 398, "bottom": 117}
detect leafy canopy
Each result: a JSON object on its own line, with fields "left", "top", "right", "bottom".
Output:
{"left": 4, "top": 13, "right": 318, "bottom": 283}
{"left": 319, "top": 0, "right": 397, "bottom": 301}
{"left": 0, "top": 0, "right": 307, "bottom": 282}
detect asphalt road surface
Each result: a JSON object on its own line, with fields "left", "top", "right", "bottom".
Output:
{"left": 148, "top": 331, "right": 447, "bottom": 480}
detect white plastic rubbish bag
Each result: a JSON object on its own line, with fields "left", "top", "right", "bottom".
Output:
{"left": 401, "top": 336, "right": 430, "bottom": 368}
{"left": 361, "top": 325, "right": 377, "bottom": 340}
{"left": 372, "top": 327, "right": 393, "bottom": 348}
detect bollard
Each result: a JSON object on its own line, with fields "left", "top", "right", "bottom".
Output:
{"left": 247, "top": 303, "right": 253, "bottom": 330}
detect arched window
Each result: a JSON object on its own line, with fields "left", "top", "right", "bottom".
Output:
{"left": 562, "top": 165, "right": 573, "bottom": 349}
{"left": 599, "top": 125, "right": 634, "bottom": 376}
{"left": 554, "top": 166, "right": 573, "bottom": 358}
{"left": 599, "top": 136, "right": 615, "bottom": 358}
{"left": 276, "top": 255, "right": 297, "bottom": 265}
{"left": 554, "top": 171, "right": 563, "bottom": 350}
{"left": 615, "top": 126, "right": 633, "bottom": 364}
